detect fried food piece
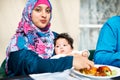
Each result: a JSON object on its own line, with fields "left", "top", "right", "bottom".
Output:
{"left": 79, "top": 67, "right": 97, "bottom": 76}
{"left": 95, "top": 66, "right": 112, "bottom": 76}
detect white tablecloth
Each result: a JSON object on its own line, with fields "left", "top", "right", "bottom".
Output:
{"left": 30, "top": 69, "right": 112, "bottom": 80}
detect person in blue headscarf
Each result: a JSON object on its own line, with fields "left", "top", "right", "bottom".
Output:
{"left": 6, "top": 0, "right": 94, "bottom": 76}
{"left": 94, "top": 16, "right": 120, "bottom": 67}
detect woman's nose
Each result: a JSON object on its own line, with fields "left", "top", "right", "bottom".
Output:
{"left": 41, "top": 11, "right": 47, "bottom": 18}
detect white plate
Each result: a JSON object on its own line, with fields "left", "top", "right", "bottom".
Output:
{"left": 71, "top": 64, "right": 120, "bottom": 79}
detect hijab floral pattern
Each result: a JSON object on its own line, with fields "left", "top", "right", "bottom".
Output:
{"left": 6, "top": 0, "right": 54, "bottom": 61}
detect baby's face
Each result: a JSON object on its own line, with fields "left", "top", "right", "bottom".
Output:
{"left": 55, "top": 38, "right": 72, "bottom": 55}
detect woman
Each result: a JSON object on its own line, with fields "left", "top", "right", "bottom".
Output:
{"left": 94, "top": 16, "right": 120, "bottom": 67}
{"left": 6, "top": 0, "right": 94, "bottom": 76}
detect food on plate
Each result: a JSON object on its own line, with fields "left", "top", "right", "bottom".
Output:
{"left": 79, "top": 67, "right": 97, "bottom": 76}
{"left": 95, "top": 66, "right": 112, "bottom": 76}
{"left": 79, "top": 66, "right": 112, "bottom": 76}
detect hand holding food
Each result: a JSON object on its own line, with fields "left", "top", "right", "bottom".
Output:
{"left": 73, "top": 53, "right": 94, "bottom": 70}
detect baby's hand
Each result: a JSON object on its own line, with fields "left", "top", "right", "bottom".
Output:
{"left": 82, "top": 51, "right": 89, "bottom": 57}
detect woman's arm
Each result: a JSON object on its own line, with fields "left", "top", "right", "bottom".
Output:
{"left": 7, "top": 49, "right": 73, "bottom": 76}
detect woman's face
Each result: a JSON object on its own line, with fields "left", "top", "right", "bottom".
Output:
{"left": 31, "top": 4, "right": 51, "bottom": 29}
{"left": 55, "top": 38, "right": 73, "bottom": 55}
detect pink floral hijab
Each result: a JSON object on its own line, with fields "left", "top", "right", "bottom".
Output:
{"left": 6, "top": 0, "right": 54, "bottom": 60}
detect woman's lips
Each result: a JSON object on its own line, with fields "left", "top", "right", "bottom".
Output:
{"left": 40, "top": 20, "right": 47, "bottom": 24}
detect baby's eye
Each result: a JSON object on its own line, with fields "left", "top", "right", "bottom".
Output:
{"left": 56, "top": 46, "right": 59, "bottom": 48}
{"left": 63, "top": 45, "right": 67, "bottom": 46}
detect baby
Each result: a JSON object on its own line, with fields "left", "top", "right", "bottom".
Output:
{"left": 51, "top": 33, "right": 90, "bottom": 59}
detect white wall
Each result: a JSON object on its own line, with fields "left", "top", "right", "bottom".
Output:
{"left": 0, "top": 0, "right": 80, "bottom": 65}
{"left": 51, "top": 0, "right": 80, "bottom": 50}
{"left": 0, "top": 0, "right": 26, "bottom": 65}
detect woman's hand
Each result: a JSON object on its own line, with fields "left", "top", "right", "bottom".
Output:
{"left": 73, "top": 53, "right": 94, "bottom": 70}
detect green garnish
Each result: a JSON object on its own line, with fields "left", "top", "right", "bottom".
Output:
{"left": 104, "top": 70, "right": 117, "bottom": 76}
{"left": 111, "top": 70, "right": 117, "bottom": 76}
{"left": 106, "top": 72, "right": 111, "bottom": 76}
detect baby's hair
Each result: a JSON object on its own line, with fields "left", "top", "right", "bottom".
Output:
{"left": 54, "top": 33, "right": 74, "bottom": 49}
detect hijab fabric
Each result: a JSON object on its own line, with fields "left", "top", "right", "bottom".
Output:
{"left": 6, "top": 0, "right": 54, "bottom": 63}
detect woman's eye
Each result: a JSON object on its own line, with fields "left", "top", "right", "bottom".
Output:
{"left": 34, "top": 8, "right": 41, "bottom": 12}
{"left": 46, "top": 9, "right": 51, "bottom": 13}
